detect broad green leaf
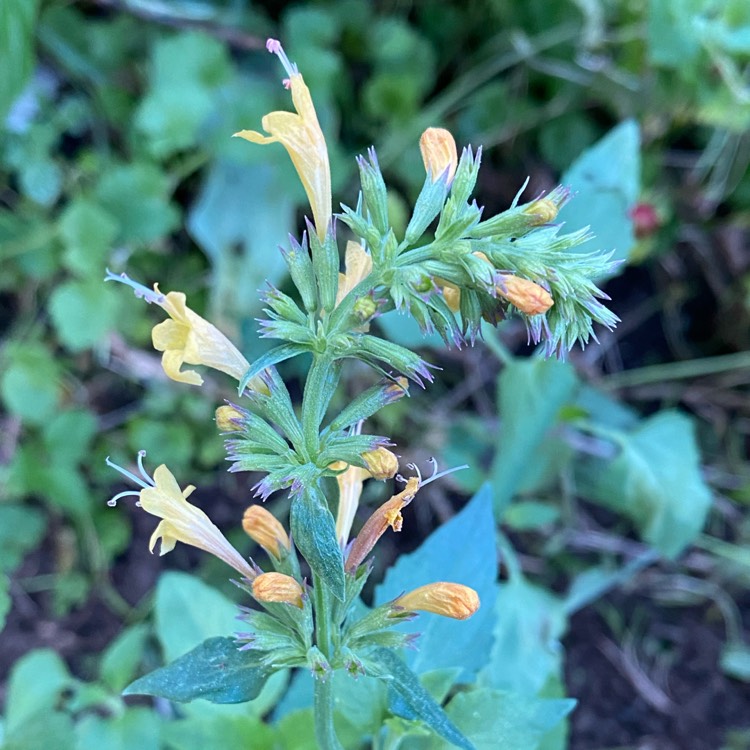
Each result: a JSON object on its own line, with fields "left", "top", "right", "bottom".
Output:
{"left": 154, "top": 572, "right": 239, "bottom": 663}
{"left": 127, "top": 418, "right": 194, "bottom": 471}
{"left": 441, "top": 689, "right": 576, "bottom": 750}
{"left": 95, "top": 163, "right": 179, "bottom": 244}
{"left": 490, "top": 357, "right": 578, "bottom": 514}
{"left": 575, "top": 411, "right": 712, "bottom": 557}
{"left": 480, "top": 574, "right": 566, "bottom": 696}
{"left": 557, "top": 120, "right": 640, "bottom": 275}
{"left": 5, "top": 650, "right": 71, "bottom": 733}
{"left": 504, "top": 501, "right": 560, "bottom": 531}
{"left": 332, "top": 672, "right": 387, "bottom": 738}
{"left": 375, "top": 648, "right": 473, "bottom": 750}
{"left": 377, "top": 310, "right": 445, "bottom": 350}
{"left": 43, "top": 409, "right": 97, "bottom": 466}
{"left": 276, "top": 709, "right": 318, "bottom": 750}
{"left": 2, "top": 711, "right": 75, "bottom": 750}
{"left": 187, "top": 159, "right": 293, "bottom": 348}
{"left": 0, "top": 0, "right": 39, "bottom": 118}
{"left": 59, "top": 199, "right": 118, "bottom": 277}
{"left": 0, "top": 505, "right": 46, "bottom": 573}
{"left": 162, "top": 714, "right": 276, "bottom": 750}
{"left": 0, "top": 343, "right": 60, "bottom": 425}
{"left": 290, "top": 487, "right": 345, "bottom": 602}
{"left": 375, "top": 485, "right": 498, "bottom": 678}
{"left": 76, "top": 708, "right": 161, "bottom": 750}
{"left": 100, "top": 624, "right": 150, "bottom": 693}
{"left": 154, "top": 572, "right": 288, "bottom": 718}
{"left": 647, "top": 0, "right": 704, "bottom": 66}
{"left": 124, "top": 636, "right": 269, "bottom": 704}
{"left": 49, "top": 279, "right": 121, "bottom": 351}
{"left": 135, "top": 31, "right": 231, "bottom": 158}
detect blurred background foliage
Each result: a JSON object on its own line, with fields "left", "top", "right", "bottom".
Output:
{"left": 1, "top": 0, "right": 750, "bottom": 748}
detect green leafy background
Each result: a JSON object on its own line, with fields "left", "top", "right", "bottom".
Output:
{"left": 2, "top": 0, "right": 750, "bottom": 748}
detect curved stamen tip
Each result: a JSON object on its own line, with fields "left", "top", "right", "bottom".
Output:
{"left": 106, "top": 454, "right": 155, "bottom": 490}
{"left": 265, "top": 37, "right": 298, "bottom": 79}
{"left": 104, "top": 269, "right": 165, "bottom": 306}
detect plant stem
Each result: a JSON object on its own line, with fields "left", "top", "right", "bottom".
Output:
{"left": 312, "top": 573, "right": 343, "bottom": 749}
{"left": 314, "top": 674, "right": 343, "bottom": 750}
{"left": 598, "top": 350, "right": 750, "bottom": 389}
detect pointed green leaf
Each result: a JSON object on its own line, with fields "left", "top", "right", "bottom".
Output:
{"left": 124, "top": 637, "right": 269, "bottom": 704}
{"left": 441, "top": 688, "right": 576, "bottom": 750}
{"left": 374, "top": 648, "right": 474, "bottom": 750}
{"left": 290, "top": 486, "right": 345, "bottom": 601}
{"left": 238, "top": 343, "right": 309, "bottom": 395}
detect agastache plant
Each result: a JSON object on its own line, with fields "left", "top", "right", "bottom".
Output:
{"left": 105, "top": 39, "right": 617, "bottom": 749}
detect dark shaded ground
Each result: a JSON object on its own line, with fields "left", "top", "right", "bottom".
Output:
{"left": 566, "top": 596, "right": 750, "bottom": 750}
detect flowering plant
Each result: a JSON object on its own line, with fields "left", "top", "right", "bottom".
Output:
{"left": 105, "top": 39, "right": 617, "bottom": 749}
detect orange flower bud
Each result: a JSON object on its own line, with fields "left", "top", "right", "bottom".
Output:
{"left": 345, "top": 477, "right": 420, "bottom": 573}
{"left": 383, "top": 376, "right": 409, "bottom": 402}
{"left": 496, "top": 275, "right": 554, "bottom": 315}
{"left": 361, "top": 447, "right": 399, "bottom": 481}
{"left": 242, "top": 505, "right": 291, "bottom": 559}
{"left": 252, "top": 572, "right": 304, "bottom": 608}
{"left": 394, "top": 582, "right": 480, "bottom": 620}
{"left": 420, "top": 128, "right": 458, "bottom": 185}
{"left": 215, "top": 404, "right": 245, "bottom": 432}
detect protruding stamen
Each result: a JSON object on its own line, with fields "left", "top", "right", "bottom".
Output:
{"left": 104, "top": 269, "right": 165, "bottom": 305}
{"left": 136, "top": 449, "right": 154, "bottom": 485}
{"left": 406, "top": 462, "right": 423, "bottom": 483}
{"left": 106, "top": 455, "right": 155, "bottom": 489}
{"left": 265, "top": 38, "right": 298, "bottom": 79}
{"left": 420, "top": 464, "right": 469, "bottom": 487}
{"left": 428, "top": 456, "right": 439, "bottom": 478}
{"left": 107, "top": 489, "right": 142, "bottom": 507}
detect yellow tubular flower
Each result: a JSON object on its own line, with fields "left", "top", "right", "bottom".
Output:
{"left": 242, "top": 505, "right": 291, "bottom": 559}
{"left": 496, "top": 274, "right": 554, "bottom": 315}
{"left": 136, "top": 464, "right": 256, "bottom": 580}
{"left": 331, "top": 460, "right": 371, "bottom": 548}
{"left": 345, "top": 477, "right": 420, "bottom": 573}
{"left": 252, "top": 572, "right": 304, "bottom": 608}
{"left": 420, "top": 127, "right": 458, "bottom": 185}
{"left": 151, "top": 287, "right": 251, "bottom": 387}
{"left": 393, "top": 582, "right": 480, "bottom": 620}
{"left": 234, "top": 39, "right": 331, "bottom": 241}
{"left": 105, "top": 271, "right": 263, "bottom": 390}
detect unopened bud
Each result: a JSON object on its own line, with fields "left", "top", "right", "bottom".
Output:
{"left": 420, "top": 128, "right": 458, "bottom": 185}
{"left": 252, "top": 572, "right": 304, "bottom": 608}
{"left": 215, "top": 404, "right": 245, "bottom": 432}
{"left": 361, "top": 447, "right": 399, "bottom": 481}
{"left": 242, "top": 506, "right": 291, "bottom": 558}
{"left": 353, "top": 296, "right": 378, "bottom": 322}
{"left": 442, "top": 284, "right": 461, "bottom": 313}
{"left": 393, "top": 582, "right": 480, "bottom": 620}
{"left": 383, "top": 376, "right": 409, "bottom": 403}
{"left": 345, "top": 477, "right": 420, "bottom": 573}
{"left": 524, "top": 197, "right": 559, "bottom": 225}
{"left": 496, "top": 275, "right": 554, "bottom": 315}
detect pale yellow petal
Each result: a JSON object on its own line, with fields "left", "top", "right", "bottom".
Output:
{"left": 152, "top": 319, "right": 187, "bottom": 352}
{"left": 336, "top": 242, "right": 373, "bottom": 307}
{"left": 160, "top": 349, "right": 204, "bottom": 386}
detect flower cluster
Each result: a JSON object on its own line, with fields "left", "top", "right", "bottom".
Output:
{"left": 105, "top": 37, "right": 617, "bottom": 748}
